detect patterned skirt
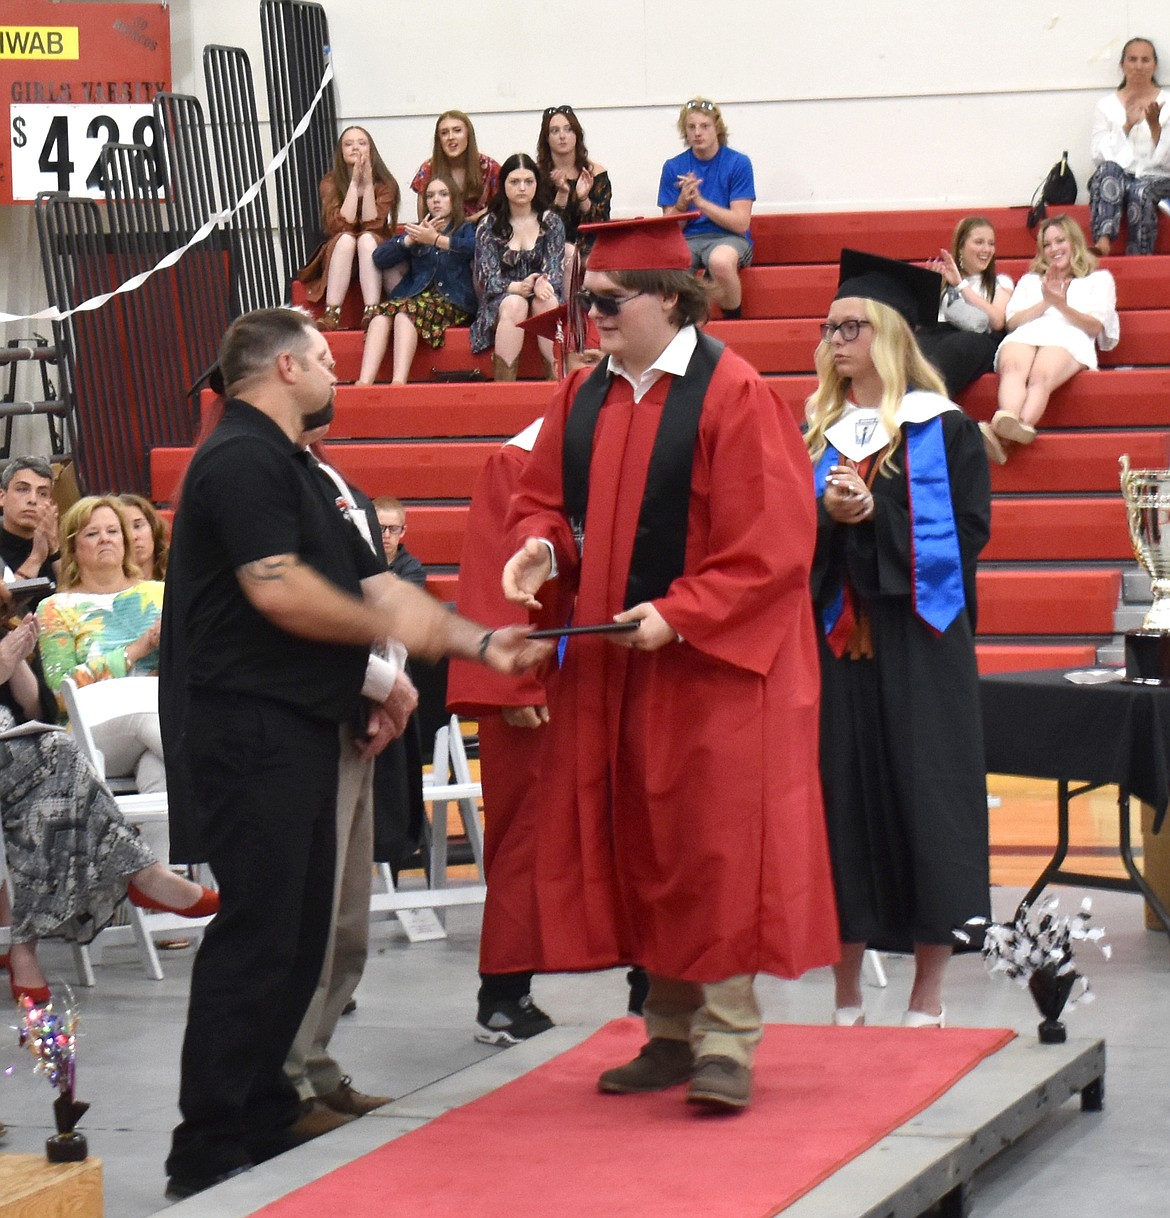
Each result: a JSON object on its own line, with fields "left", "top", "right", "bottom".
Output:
{"left": 382, "top": 290, "right": 470, "bottom": 349}
{"left": 0, "top": 712, "right": 155, "bottom": 942}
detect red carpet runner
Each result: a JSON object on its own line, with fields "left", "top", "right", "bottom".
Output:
{"left": 252, "top": 1019, "right": 1015, "bottom": 1218}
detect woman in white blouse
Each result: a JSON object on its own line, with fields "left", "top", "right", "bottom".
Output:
{"left": 982, "top": 216, "right": 1119, "bottom": 465}
{"left": 1089, "top": 37, "right": 1170, "bottom": 257}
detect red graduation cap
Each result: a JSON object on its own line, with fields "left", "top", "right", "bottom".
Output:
{"left": 578, "top": 212, "right": 699, "bottom": 271}
{"left": 517, "top": 303, "right": 569, "bottom": 340}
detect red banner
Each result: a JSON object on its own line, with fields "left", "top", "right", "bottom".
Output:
{"left": 1, "top": 0, "right": 171, "bottom": 204}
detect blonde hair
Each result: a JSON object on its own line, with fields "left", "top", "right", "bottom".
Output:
{"left": 1031, "top": 215, "right": 1097, "bottom": 278}
{"left": 805, "top": 299, "right": 947, "bottom": 477}
{"left": 58, "top": 496, "right": 143, "bottom": 590}
{"left": 676, "top": 97, "right": 729, "bottom": 146}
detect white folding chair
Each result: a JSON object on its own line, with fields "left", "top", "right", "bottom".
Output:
{"left": 61, "top": 676, "right": 211, "bottom": 981}
{"left": 370, "top": 716, "right": 487, "bottom": 934}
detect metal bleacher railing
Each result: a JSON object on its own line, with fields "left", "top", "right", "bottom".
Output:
{"left": 260, "top": 0, "right": 337, "bottom": 292}
{"left": 32, "top": 0, "right": 338, "bottom": 496}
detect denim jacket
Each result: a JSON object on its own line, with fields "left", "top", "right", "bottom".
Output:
{"left": 371, "top": 222, "right": 477, "bottom": 316}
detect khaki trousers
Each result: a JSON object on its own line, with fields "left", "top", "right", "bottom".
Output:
{"left": 284, "top": 726, "right": 373, "bottom": 1100}
{"left": 643, "top": 972, "right": 762, "bottom": 1068}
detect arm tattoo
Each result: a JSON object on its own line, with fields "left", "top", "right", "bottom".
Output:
{"left": 239, "top": 554, "right": 300, "bottom": 583}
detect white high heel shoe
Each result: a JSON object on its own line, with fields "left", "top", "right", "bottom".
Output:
{"left": 901, "top": 1006, "right": 946, "bottom": 1028}
{"left": 832, "top": 1006, "right": 866, "bottom": 1027}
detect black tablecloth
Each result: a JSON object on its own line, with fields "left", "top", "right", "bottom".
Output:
{"left": 981, "top": 669, "right": 1170, "bottom": 829}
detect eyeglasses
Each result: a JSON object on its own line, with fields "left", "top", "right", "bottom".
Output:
{"left": 543, "top": 105, "right": 574, "bottom": 118}
{"left": 578, "top": 290, "right": 644, "bottom": 317}
{"left": 819, "top": 319, "right": 872, "bottom": 343}
{"left": 380, "top": 523, "right": 405, "bottom": 536}
{"left": 684, "top": 99, "right": 717, "bottom": 113}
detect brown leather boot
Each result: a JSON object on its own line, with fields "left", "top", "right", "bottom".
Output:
{"left": 492, "top": 353, "right": 519, "bottom": 382}
{"left": 686, "top": 1055, "right": 752, "bottom": 1111}
{"left": 597, "top": 1037, "right": 694, "bottom": 1094}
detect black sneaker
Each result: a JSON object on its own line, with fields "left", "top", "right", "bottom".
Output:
{"left": 475, "top": 994, "right": 554, "bottom": 1045}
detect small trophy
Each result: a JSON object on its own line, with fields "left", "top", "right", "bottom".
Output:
{"left": 1119, "top": 455, "right": 1170, "bottom": 684}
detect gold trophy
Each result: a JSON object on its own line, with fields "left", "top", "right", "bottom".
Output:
{"left": 1120, "top": 455, "right": 1170, "bottom": 684}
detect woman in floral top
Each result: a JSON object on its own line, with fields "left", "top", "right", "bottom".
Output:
{"left": 36, "top": 496, "right": 165, "bottom": 792}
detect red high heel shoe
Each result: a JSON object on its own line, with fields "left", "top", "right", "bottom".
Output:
{"left": 128, "top": 883, "right": 220, "bottom": 919}
{"left": 10, "top": 974, "right": 51, "bottom": 1007}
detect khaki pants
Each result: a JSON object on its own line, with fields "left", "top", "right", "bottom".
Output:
{"left": 643, "top": 972, "right": 762, "bottom": 1068}
{"left": 284, "top": 726, "right": 373, "bottom": 1100}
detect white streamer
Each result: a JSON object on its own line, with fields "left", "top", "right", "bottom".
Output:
{"left": 0, "top": 55, "right": 335, "bottom": 325}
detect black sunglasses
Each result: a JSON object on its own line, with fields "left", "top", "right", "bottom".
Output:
{"left": 543, "top": 105, "right": 574, "bottom": 118}
{"left": 578, "top": 290, "right": 644, "bottom": 317}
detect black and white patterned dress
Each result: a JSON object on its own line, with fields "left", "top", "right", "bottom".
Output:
{"left": 0, "top": 704, "right": 154, "bottom": 942}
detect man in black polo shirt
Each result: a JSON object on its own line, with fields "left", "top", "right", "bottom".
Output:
{"left": 0, "top": 456, "right": 59, "bottom": 588}
{"left": 161, "top": 308, "right": 550, "bottom": 1199}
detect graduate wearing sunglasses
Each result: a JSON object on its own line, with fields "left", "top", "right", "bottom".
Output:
{"left": 497, "top": 214, "right": 836, "bottom": 1113}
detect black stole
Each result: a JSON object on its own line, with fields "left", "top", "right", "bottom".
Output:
{"left": 562, "top": 331, "right": 724, "bottom": 609}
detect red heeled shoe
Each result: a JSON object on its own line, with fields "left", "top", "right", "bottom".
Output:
{"left": 10, "top": 974, "right": 51, "bottom": 1007}
{"left": 128, "top": 883, "right": 220, "bottom": 919}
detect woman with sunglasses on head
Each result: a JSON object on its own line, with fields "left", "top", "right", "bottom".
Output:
{"left": 361, "top": 175, "right": 477, "bottom": 385}
{"left": 657, "top": 97, "right": 755, "bottom": 318}
{"left": 536, "top": 105, "right": 611, "bottom": 262}
{"left": 298, "top": 126, "right": 400, "bottom": 333}
{"left": 471, "top": 153, "right": 565, "bottom": 381}
{"left": 916, "top": 217, "right": 1014, "bottom": 400}
{"left": 1088, "top": 37, "right": 1170, "bottom": 257}
{"left": 982, "top": 215, "right": 1119, "bottom": 464}
{"left": 411, "top": 110, "right": 500, "bottom": 224}
{"left": 807, "top": 251, "right": 991, "bottom": 1031}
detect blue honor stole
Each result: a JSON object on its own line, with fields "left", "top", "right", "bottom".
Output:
{"left": 814, "top": 414, "right": 966, "bottom": 640}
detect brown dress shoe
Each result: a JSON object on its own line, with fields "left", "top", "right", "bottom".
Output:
{"left": 597, "top": 1037, "right": 694, "bottom": 1094}
{"left": 687, "top": 1055, "right": 752, "bottom": 1111}
{"left": 290, "top": 1098, "right": 357, "bottom": 1140}
{"left": 318, "top": 1075, "right": 391, "bottom": 1116}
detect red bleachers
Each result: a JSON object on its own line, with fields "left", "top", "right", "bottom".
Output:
{"left": 162, "top": 204, "right": 1170, "bottom": 671}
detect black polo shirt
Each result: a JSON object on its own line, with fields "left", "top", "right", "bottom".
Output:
{"left": 162, "top": 399, "right": 383, "bottom": 724}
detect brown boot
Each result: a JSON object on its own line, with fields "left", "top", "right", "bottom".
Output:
{"left": 686, "top": 1055, "right": 752, "bottom": 1111}
{"left": 317, "top": 1075, "right": 390, "bottom": 1116}
{"left": 598, "top": 1037, "right": 694, "bottom": 1094}
{"left": 289, "top": 1098, "right": 357, "bottom": 1140}
{"left": 492, "top": 353, "right": 519, "bottom": 382}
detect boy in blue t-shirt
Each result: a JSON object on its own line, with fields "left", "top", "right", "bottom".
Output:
{"left": 658, "top": 97, "right": 755, "bottom": 319}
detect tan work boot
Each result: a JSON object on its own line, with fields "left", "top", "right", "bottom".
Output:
{"left": 597, "top": 1037, "right": 693, "bottom": 1094}
{"left": 686, "top": 1055, "right": 752, "bottom": 1111}
{"left": 492, "top": 353, "right": 519, "bottom": 382}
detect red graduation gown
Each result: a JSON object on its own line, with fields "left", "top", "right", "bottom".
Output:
{"left": 447, "top": 435, "right": 552, "bottom": 964}
{"left": 505, "top": 343, "right": 839, "bottom": 983}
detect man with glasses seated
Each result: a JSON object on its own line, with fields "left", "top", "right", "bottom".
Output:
{"left": 657, "top": 97, "right": 755, "bottom": 319}
{"left": 374, "top": 496, "right": 425, "bottom": 589}
{"left": 498, "top": 215, "right": 837, "bottom": 1113}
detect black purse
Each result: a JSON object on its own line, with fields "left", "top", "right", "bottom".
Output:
{"left": 1027, "top": 151, "right": 1078, "bottom": 228}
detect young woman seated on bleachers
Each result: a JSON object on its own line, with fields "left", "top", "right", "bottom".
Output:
{"left": 536, "top": 105, "right": 612, "bottom": 278}
{"left": 981, "top": 215, "right": 1118, "bottom": 465}
{"left": 471, "top": 153, "right": 565, "bottom": 381}
{"left": 298, "top": 126, "right": 400, "bottom": 333}
{"left": 0, "top": 604, "right": 216, "bottom": 1007}
{"left": 411, "top": 111, "right": 500, "bottom": 223}
{"left": 917, "top": 217, "right": 1013, "bottom": 399}
{"left": 360, "top": 175, "right": 477, "bottom": 385}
